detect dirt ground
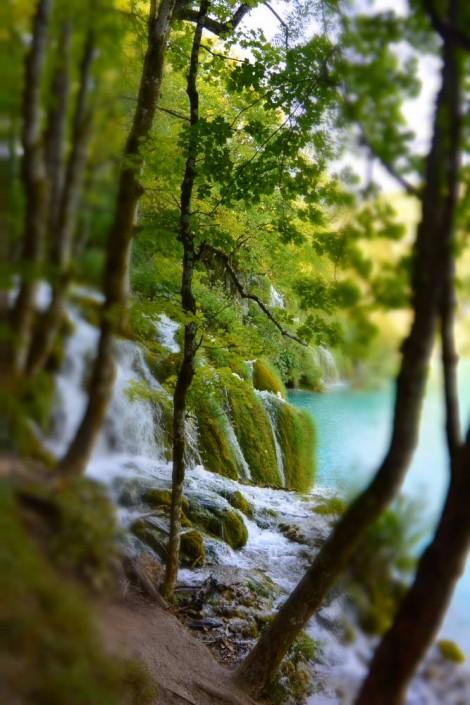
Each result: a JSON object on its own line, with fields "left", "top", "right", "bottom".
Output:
{"left": 97, "top": 593, "right": 259, "bottom": 705}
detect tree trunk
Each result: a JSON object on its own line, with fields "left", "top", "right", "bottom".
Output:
{"left": 354, "top": 23, "right": 465, "bottom": 701}
{"left": 235, "top": 12, "right": 463, "bottom": 696}
{"left": 57, "top": 0, "right": 177, "bottom": 477}
{"left": 354, "top": 441, "right": 470, "bottom": 705}
{"left": 162, "top": 0, "right": 210, "bottom": 603}
{"left": 44, "top": 21, "right": 71, "bottom": 235}
{"left": 11, "top": 0, "right": 53, "bottom": 375}
{"left": 27, "top": 30, "right": 96, "bottom": 377}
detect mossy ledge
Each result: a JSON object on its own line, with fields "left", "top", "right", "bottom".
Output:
{"left": 274, "top": 400, "right": 317, "bottom": 492}
{"left": 252, "top": 359, "right": 286, "bottom": 398}
{"left": 0, "top": 475, "right": 157, "bottom": 705}
{"left": 227, "top": 379, "right": 282, "bottom": 487}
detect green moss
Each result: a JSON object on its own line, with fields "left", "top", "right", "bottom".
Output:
{"left": 274, "top": 401, "right": 316, "bottom": 492}
{"left": 187, "top": 499, "right": 248, "bottom": 549}
{"left": 266, "top": 631, "right": 317, "bottom": 705}
{"left": 226, "top": 490, "right": 254, "bottom": 518}
{"left": 46, "top": 477, "right": 119, "bottom": 590}
{"left": 438, "top": 640, "right": 466, "bottom": 664}
{"left": 131, "top": 517, "right": 205, "bottom": 566}
{"left": 193, "top": 396, "right": 240, "bottom": 480}
{"left": 314, "top": 496, "right": 346, "bottom": 516}
{"left": 180, "top": 529, "right": 205, "bottom": 566}
{"left": 0, "top": 479, "right": 157, "bottom": 705}
{"left": 252, "top": 359, "right": 286, "bottom": 398}
{"left": 227, "top": 381, "right": 281, "bottom": 487}
{"left": 142, "top": 488, "right": 189, "bottom": 514}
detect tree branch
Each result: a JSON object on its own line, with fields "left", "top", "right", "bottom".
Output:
{"left": 201, "top": 244, "right": 307, "bottom": 346}
{"left": 174, "top": 1, "right": 251, "bottom": 36}
{"left": 357, "top": 122, "right": 420, "bottom": 197}
{"left": 423, "top": 0, "right": 470, "bottom": 53}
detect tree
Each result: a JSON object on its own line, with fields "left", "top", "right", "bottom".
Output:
{"left": 162, "top": 0, "right": 210, "bottom": 602}
{"left": 27, "top": 26, "right": 96, "bottom": 376}
{"left": 354, "top": 4, "right": 470, "bottom": 702}
{"left": 11, "top": 0, "right": 54, "bottom": 376}
{"left": 58, "top": 0, "right": 178, "bottom": 476}
{"left": 234, "top": 3, "right": 466, "bottom": 694}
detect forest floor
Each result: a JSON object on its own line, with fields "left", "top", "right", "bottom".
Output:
{"left": 97, "top": 591, "right": 257, "bottom": 705}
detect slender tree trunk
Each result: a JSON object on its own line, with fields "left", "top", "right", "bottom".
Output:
{"left": 44, "top": 20, "right": 71, "bottom": 235}
{"left": 235, "top": 14, "right": 463, "bottom": 696}
{"left": 354, "top": 441, "right": 470, "bottom": 705}
{"left": 11, "top": 0, "right": 53, "bottom": 375}
{"left": 58, "top": 0, "right": 177, "bottom": 476}
{"left": 162, "top": 0, "right": 210, "bottom": 602}
{"left": 354, "top": 25, "right": 465, "bottom": 701}
{"left": 27, "top": 31, "right": 96, "bottom": 377}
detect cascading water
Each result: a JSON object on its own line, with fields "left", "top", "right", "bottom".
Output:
{"left": 46, "top": 296, "right": 468, "bottom": 705}
{"left": 315, "top": 345, "right": 341, "bottom": 387}
{"left": 269, "top": 284, "right": 285, "bottom": 309}
{"left": 255, "top": 390, "right": 287, "bottom": 487}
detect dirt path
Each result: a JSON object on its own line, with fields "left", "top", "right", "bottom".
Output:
{"left": 97, "top": 593, "right": 258, "bottom": 705}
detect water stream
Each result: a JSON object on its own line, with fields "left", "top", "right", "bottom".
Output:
{"left": 289, "top": 360, "right": 470, "bottom": 656}
{"left": 47, "top": 302, "right": 470, "bottom": 704}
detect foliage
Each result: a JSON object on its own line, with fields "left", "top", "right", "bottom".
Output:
{"left": 0, "top": 479, "right": 157, "bottom": 705}
{"left": 344, "top": 496, "right": 425, "bottom": 635}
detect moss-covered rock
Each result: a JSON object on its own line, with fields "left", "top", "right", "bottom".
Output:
{"left": 226, "top": 490, "right": 254, "bottom": 519}
{"left": 180, "top": 529, "right": 205, "bottom": 566}
{"left": 0, "top": 478, "right": 157, "bottom": 705}
{"left": 274, "top": 401, "right": 316, "bottom": 492}
{"left": 131, "top": 516, "right": 205, "bottom": 566}
{"left": 314, "top": 496, "right": 346, "bottom": 516}
{"left": 227, "top": 380, "right": 281, "bottom": 487}
{"left": 193, "top": 396, "right": 240, "bottom": 480}
{"left": 141, "top": 487, "right": 189, "bottom": 514}
{"left": 187, "top": 497, "right": 248, "bottom": 549}
{"left": 438, "top": 640, "right": 466, "bottom": 664}
{"left": 252, "top": 359, "right": 286, "bottom": 398}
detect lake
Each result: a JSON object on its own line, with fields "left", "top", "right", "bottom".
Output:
{"left": 289, "top": 359, "right": 470, "bottom": 654}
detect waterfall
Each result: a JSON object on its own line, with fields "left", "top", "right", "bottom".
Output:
{"left": 224, "top": 415, "right": 252, "bottom": 481}
{"left": 315, "top": 345, "right": 341, "bottom": 387}
{"left": 157, "top": 313, "right": 180, "bottom": 352}
{"left": 48, "top": 305, "right": 169, "bottom": 472}
{"left": 269, "top": 284, "right": 285, "bottom": 309}
{"left": 255, "top": 390, "right": 286, "bottom": 487}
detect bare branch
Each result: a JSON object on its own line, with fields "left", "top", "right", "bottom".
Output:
{"left": 201, "top": 244, "right": 307, "bottom": 346}
{"left": 174, "top": 1, "right": 251, "bottom": 36}
{"left": 200, "top": 44, "right": 247, "bottom": 63}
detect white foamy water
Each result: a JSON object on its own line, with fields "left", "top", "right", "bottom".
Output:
{"left": 47, "top": 301, "right": 469, "bottom": 705}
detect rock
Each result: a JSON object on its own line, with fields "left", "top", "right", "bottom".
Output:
{"left": 279, "top": 522, "right": 305, "bottom": 543}
{"left": 180, "top": 529, "right": 205, "bottom": 567}
{"left": 438, "top": 640, "right": 466, "bottom": 664}
{"left": 225, "top": 490, "right": 254, "bottom": 519}
{"left": 131, "top": 516, "right": 205, "bottom": 566}
{"left": 187, "top": 497, "right": 248, "bottom": 549}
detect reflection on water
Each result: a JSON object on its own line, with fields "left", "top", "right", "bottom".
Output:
{"left": 289, "top": 359, "right": 470, "bottom": 654}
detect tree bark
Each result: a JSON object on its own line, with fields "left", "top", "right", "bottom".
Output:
{"left": 162, "top": 0, "right": 210, "bottom": 602}
{"left": 57, "top": 0, "right": 177, "bottom": 476}
{"left": 235, "top": 10, "right": 463, "bottom": 695}
{"left": 11, "top": 0, "right": 53, "bottom": 375}
{"left": 354, "top": 438, "right": 470, "bottom": 705}
{"left": 44, "top": 21, "right": 71, "bottom": 235}
{"left": 354, "top": 21, "right": 465, "bottom": 700}
{"left": 27, "top": 30, "right": 96, "bottom": 377}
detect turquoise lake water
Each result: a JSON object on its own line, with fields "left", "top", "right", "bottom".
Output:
{"left": 289, "top": 359, "right": 470, "bottom": 654}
